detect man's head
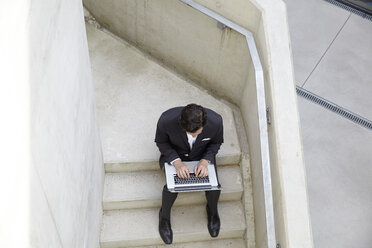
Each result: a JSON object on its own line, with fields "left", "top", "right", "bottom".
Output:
{"left": 179, "top": 104, "right": 207, "bottom": 134}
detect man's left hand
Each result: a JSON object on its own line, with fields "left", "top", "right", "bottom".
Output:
{"left": 194, "top": 159, "right": 209, "bottom": 177}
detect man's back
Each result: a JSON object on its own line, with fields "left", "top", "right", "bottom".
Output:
{"left": 155, "top": 106, "right": 224, "bottom": 167}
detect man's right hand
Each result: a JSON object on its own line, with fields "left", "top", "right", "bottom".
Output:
{"left": 173, "top": 160, "right": 190, "bottom": 178}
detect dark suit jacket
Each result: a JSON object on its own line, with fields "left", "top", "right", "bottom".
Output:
{"left": 155, "top": 106, "right": 224, "bottom": 168}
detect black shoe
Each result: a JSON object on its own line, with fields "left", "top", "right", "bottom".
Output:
{"left": 159, "top": 209, "right": 173, "bottom": 244}
{"left": 206, "top": 205, "right": 220, "bottom": 237}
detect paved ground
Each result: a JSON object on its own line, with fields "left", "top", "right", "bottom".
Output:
{"left": 283, "top": 0, "right": 372, "bottom": 247}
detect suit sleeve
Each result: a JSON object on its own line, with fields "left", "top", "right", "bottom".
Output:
{"left": 202, "top": 117, "right": 224, "bottom": 162}
{"left": 155, "top": 116, "right": 180, "bottom": 164}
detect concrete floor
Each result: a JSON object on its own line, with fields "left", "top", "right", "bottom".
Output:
{"left": 284, "top": 0, "right": 372, "bottom": 247}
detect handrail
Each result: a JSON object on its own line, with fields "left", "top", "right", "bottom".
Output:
{"left": 179, "top": 1, "right": 276, "bottom": 247}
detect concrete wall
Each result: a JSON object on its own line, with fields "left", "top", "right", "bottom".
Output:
{"left": 241, "top": 56, "right": 269, "bottom": 248}
{"left": 254, "top": 1, "right": 314, "bottom": 247}
{"left": 0, "top": 0, "right": 104, "bottom": 247}
{"left": 83, "top": 0, "right": 250, "bottom": 105}
{"left": 83, "top": 0, "right": 313, "bottom": 247}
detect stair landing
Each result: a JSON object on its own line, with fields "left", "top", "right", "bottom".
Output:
{"left": 87, "top": 24, "right": 241, "bottom": 170}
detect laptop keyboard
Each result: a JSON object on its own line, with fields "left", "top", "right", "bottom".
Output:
{"left": 174, "top": 173, "right": 210, "bottom": 185}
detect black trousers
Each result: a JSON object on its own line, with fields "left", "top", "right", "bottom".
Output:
{"left": 160, "top": 186, "right": 221, "bottom": 220}
{"left": 160, "top": 163, "right": 221, "bottom": 220}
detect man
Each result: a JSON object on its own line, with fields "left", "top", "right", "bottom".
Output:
{"left": 155, "top": 103, "right": 223, "bottom": 244}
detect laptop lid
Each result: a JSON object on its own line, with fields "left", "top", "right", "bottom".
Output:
{"left": 164, "top": 161, "right": 220, "bottom": 192}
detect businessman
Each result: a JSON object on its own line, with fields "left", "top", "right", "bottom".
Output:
{"left": 155, "top": 103, "right": 223, "bottom": 244}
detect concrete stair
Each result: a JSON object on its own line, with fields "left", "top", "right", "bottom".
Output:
{"left": 86, "top": 23, "right": 249, "bottom": 247}
{"left": 103, "top": 165, "right": 243, "bottom": 210}
{"left": 100, "top": 163, "right": 248, "bottom": 247}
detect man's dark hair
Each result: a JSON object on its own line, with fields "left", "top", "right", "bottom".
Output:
{"left": 179, "top": 104, "right": 207, "bottom": 132}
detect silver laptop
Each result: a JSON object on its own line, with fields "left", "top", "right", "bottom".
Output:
{"left": 164, "top": 161, "right": 220, "bottom": 192}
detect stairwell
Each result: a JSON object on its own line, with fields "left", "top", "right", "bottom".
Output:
{"left": 86, "top": 21, "right": 254, "bottom": 247}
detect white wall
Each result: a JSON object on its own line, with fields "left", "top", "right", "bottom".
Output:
{"left": 0, "top": 0, "right": 104, "bottom": 247}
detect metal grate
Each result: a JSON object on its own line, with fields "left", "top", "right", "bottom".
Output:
{"left": 296, "top": 86, "right": 372, "bottom": 130}
{"left": 324, "top": 0, "right": 372, "bottom": 21}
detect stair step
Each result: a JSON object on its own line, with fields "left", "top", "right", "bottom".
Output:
{"left": 100, "top": 201, "right": 246, "bottom": 248}
{"left": 103, "top": 165, "right": 243, "bottom": 210}
{"left": 104, "top": 153, "right": 241, "bottom": 173}
{"left": 131, "top": 238, "right": 246, "bottom": 248}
